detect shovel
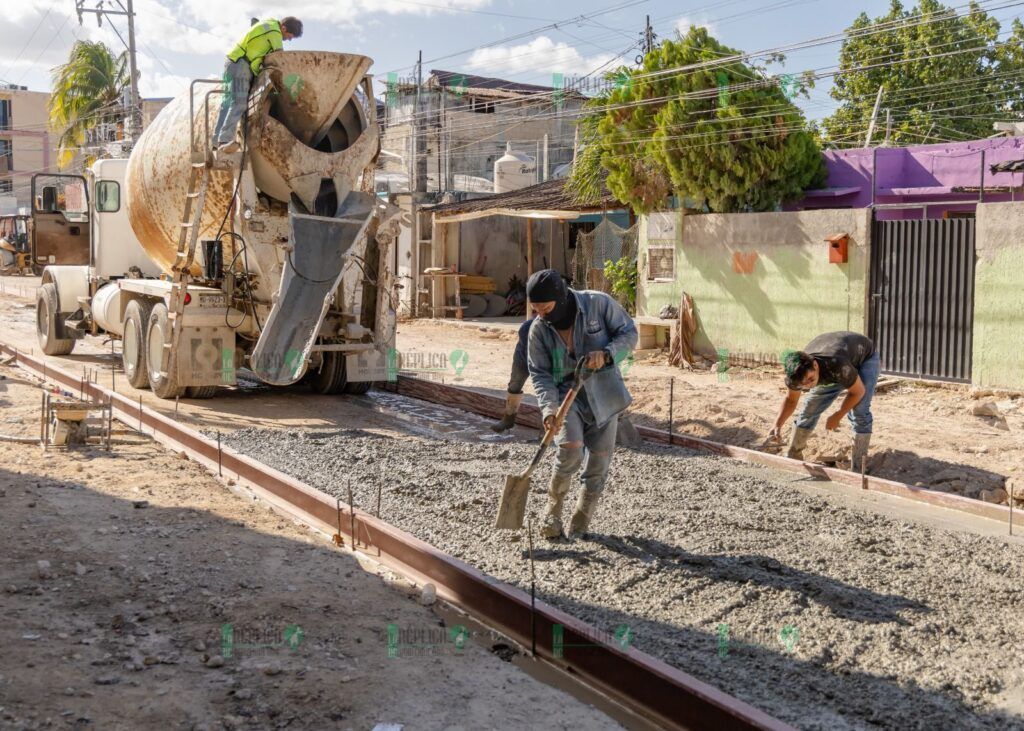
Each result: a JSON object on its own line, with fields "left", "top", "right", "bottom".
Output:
{"left": 495, "top": 360, "right": 590, "bottom": 530}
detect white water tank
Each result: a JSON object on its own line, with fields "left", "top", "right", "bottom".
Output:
{"left": 494, "top": 142, "right": 537, "bottom": 193}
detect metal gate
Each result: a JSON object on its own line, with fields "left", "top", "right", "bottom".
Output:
{"left": 869, "top": 218, "right": 976, "bottom": 382}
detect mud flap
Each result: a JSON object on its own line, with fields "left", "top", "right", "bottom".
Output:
{"left": 249, "top": 193, "right": 375, "bottom": 385}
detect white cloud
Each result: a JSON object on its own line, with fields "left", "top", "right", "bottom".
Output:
{"left": 676, "top": 16, "right": 718, "bottom": 38}
{"left": 466, "top": 36, "right": 619, "bottom": 78}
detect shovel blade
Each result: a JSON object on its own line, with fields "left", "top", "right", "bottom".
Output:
{"left": 495, "top": 473, "right": 532, "bottom": 530}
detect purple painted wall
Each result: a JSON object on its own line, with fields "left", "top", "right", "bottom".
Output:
{"left": 790, "top": 137, "right": 1024, "bottom": 219}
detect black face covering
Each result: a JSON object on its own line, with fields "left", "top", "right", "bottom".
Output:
{"left": 526, "top": 269, "right": 577, "bottom": 330}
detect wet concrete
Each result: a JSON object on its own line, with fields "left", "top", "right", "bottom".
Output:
{"left": 223, "top": 416, "right": 1024, "bottom": 731}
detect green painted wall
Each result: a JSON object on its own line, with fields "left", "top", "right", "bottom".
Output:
{"left": 972, "top": 202, "right": 1024, "bottom": 389}
{"left": 638, "top": 208, "right": 872, "bottom": 361}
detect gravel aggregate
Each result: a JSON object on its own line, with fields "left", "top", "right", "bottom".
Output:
{"left": 224, "top": 408, "right": 1024, "bottom": 731}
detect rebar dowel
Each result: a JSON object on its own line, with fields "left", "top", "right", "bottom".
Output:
{"left": 139, "top": 395, "right": 143, "bottom": 433}
{"left": 217, "top": 431, "right": 222, "bottom": 477}
{"left": 348, "top": 482, "right": 356, "bottom": 548}
{"left": 668, "top": 377, "right": 674, "bottom": 442}
{"left": 527, "top": 518, "right": 536, "bottom": 657}
{"left": 376, "top": 482, "right": 382, "bottom": 519}
{"left": 39, "top": 391, "right": 46, "bottom": 445}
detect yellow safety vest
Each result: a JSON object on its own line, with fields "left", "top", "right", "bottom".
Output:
{"left": 227, "top": 19, "right": 283, "bottom": 76}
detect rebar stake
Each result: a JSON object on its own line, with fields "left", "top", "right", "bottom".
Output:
{"left": 1010, "top": 484, "right": 1014, "bottom": 537}
{"left": 174, "top": 395, "right": 179, "bottom": 420}
{"left": 333, "top": 497, "right": 344, "bottom": 547}
{"left": 216, "top": 430, "right": 222, "bottom": 477}
{"left": 348, "top": 481, "right": 356, "bottom": 549}
{"left": 138, "top": 395, "right": 143, "bottom": 433}
{"left": 668, "top": 377, "right": 675, "bottom": 443}
{"left": 527, "top": 517, "right": 537, "bottom": 657}
{"left": 376, "top": 482, "right": 382, "bottom": 519}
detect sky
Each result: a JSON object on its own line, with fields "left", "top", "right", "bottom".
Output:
{"left": 2, "top": 0, "right": 1023, "bottom": 123}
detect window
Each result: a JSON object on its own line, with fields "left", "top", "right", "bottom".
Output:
{"left": 647, "top": 246, "right": 675, "bottom": 281}
{"left": 471, "top": 98, "right": 495, "bottom": 114}
{"left": 0, "top": 179, "right": 12, "bottom": 194}
{"left": 0, "top": 139, "right": 11, "bottom": 172}
{"left": 0, "top": 100, "right": 10, "bottom": 130}
{"left": 95, "top": 180, "right": 120, "bottom": 212}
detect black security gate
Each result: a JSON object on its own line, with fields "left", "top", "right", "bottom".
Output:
{"left": 868, "top": 218, "right": 976, "bottom": 382}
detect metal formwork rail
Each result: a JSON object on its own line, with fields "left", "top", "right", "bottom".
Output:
{"left": 0, "top": 343, "right": 791, "bottom": 731}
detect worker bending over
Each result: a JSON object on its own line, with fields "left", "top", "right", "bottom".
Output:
{"left": 770, "top": 331, "right": 880, "bottom": 472}
{"left": 526, "top": 270, "right": 637, "bottom": 540}
{"left": 492, "top": 316, "right": 535, "bottom": 433}
{"left": 212, "top": 17, "right": 303, "bottom": 154}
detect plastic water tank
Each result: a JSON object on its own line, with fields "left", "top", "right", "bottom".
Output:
{"left": 494, "top": 142, "right": 537, "bottom": 193}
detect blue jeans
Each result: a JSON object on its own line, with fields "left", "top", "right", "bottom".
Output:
{"left": 554, "top": 393, "right": 618, "bottom": 494}
{"left": 794, "top": 352, "right": 880, "bottom": 435}
{"left": 212, "top": 58, "right": 252, "bottom": 146}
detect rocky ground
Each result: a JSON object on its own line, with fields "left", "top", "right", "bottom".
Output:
{"left": 0, "top": 362, "right": 625, "bottom": 731}
{"left": 396, "top": 319, "right": 1024, "bottom": 506}
{"left": 224, "top": 415, "right": 1024, "bottom": 731}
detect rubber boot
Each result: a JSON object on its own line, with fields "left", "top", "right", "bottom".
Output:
{"left": 851, "top": 433, "right": 871, "bottom": 473}
{"left": 491, "top": 392, "right": 523, "bottom": 433}
{"left": 786, "top": 427, "right": 813, "bottom": 461}
{"left": 540, "top": 475, "right": 572, "bottom": 540}
{"left": 568, "top": 489, "right": 602, "bottom": 538}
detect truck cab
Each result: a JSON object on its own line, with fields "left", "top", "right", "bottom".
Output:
{"left": 36, "top": 158, "right": 240, "bottom": 399}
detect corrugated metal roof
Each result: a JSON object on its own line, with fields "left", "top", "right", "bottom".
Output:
{"left": 990, "top": 158, "right": 1024, "bottom": 173}
{"left": 427, "top": 177, "right": 624, "bottom": 218}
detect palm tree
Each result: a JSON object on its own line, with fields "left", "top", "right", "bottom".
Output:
{"left": 48, "top": 40, "right": 129, "bottom": 170}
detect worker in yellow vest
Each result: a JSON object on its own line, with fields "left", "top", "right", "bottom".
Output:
{"left": 212, "top": 17, "right": 303, "bottom": 154}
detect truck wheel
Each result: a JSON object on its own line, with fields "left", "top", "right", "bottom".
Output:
{"left": 146, "top": 303, "right": 185, "bottom": 399}
{"left": 37, "top": 282, "right": 75, "bottom": 355}
{"left": 122, "top": 299, "right": 154, "bottom": 389}
{"left": 343, "top": 380, "right": 372, "bottom": 395}
{"left": 185, "top": 385, "right": 218, "bottom": 399}
{"left": 307, "top": 351, "right": 348, "bottom": 394}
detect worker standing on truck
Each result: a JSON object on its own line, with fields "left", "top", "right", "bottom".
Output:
{"left": 212, "top": 17, "right": 304, "bottom": 154}
{"left": 491, "top": 316, "right": 535, "bottom": 433}
{"left": 769, "top": 331, "right": 880, "bottom": 473}
{"left": 526, "top": 269, "right": 637, "bottom": 540}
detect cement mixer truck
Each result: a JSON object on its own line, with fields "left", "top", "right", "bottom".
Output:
{"left": 35, "top": 51, "right": 402, "bottom": 399}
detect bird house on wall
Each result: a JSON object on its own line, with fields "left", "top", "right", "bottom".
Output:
{"left": 826, "top": 233, "right": 849, "bottom": 264}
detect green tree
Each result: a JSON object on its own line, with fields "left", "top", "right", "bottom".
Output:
{"left": 823, "top": 0, "right": 1024, "bottom": 146}
{"left": 48, "top": 40, "right": 130, "bottom": 169}
{"left": 569, "top": 26, "right": 825, "bottom": 214}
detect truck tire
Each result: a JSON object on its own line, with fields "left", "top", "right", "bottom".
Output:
{"left": 146, "top": 303, "right": 185, "bottom": 399}
{"left": 185, "top": 385, "right": 218, "bottom": 399}
{"left": 36, "top": 282, "right": 75, "bottom": 355}
{"left": 307, "top": 351, "right": 348, "bottom": 394}
{"left": 122, "top": 299, "right": 154, "bottom": 389}
{"left": 343, "top": 380, "right": 372, "bottom": 395}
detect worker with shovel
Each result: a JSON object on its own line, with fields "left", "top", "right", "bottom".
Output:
{"left": 768, "top": 331, "right": 880, "bottom": 472}
{"left": 525, "top": 270, "right": 637, "bottom": 539}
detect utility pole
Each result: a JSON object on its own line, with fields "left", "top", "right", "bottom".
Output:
{"left": 864, "top": 85, "right": 884, "bottom": 148}
{"left": 76, "top": 0, "right": 141, "bottom": 149}
{"left": 644, "top": 15, "right": 654, "bottom": 54}
{"left": 883, "top": 109, "right": 892, "bottom": 147}
{"left": 414, "top": 50, "right": 427, "bottom": 194}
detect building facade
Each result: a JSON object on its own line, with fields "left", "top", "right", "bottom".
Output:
{"left": 378, "top": 69, "right": 585, "bottom": 195}
{"left": 0, "top": 85, "right": 60, "bottom": 213}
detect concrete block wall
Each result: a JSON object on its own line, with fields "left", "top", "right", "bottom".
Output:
{"left": 638, "top": 208, "right": 872, "bottom": 361}
{"left": 972, "top": 202, "right": 1024, "bottom": 389}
